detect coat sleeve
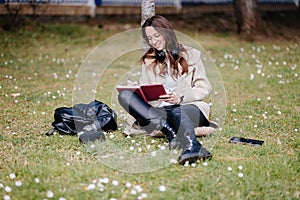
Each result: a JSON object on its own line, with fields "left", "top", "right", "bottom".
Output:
{"left": 176, "top": 49, "right": 212, "bottom": 103}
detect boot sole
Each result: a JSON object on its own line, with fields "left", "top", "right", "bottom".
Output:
{"left": 178, "top": 152, "right": 212, "bottom": 165}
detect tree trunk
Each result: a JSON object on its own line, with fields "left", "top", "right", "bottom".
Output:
{"left": 141, "top": 0, "right": 155, "bottom": 52}
{"left": 233, "top": 0, "right": 267, "bottom": 40}
{"left": 141, "top": 0, "right": 155, "bottom": 26}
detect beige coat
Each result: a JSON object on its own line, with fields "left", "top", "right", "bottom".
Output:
{"left": 140, "top": 46, "right": 212, "bottom": 120}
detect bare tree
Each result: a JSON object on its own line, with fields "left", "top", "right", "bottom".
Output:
{"left": 233, "top": 0, "right": 267, "bottom": 40}
{"left": 141, "top": 0, "right": 155, "bottom": 26}
{"left": 3, "top": 0, "right": 22, "bottom": 30}
{"left": 3, "top": 0, "right": 41, "bottom": 31}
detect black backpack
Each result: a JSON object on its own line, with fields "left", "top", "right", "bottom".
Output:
{"left": 47, "top": 100, "right": 118, "bottom": 136}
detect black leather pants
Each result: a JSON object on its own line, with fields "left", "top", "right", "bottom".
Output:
{"left": 118, "top": 90, "right": 209, "bottom": 145}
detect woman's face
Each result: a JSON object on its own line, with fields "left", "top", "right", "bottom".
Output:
{"left": 145, "top": 26, "right": 166, "bottom": 51}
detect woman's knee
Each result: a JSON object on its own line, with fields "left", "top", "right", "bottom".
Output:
{"left": 118, "top": 90, "right": 133, "bottom": 104}
{"left": 169, "top": 106, "right": 184, "bottom": 118}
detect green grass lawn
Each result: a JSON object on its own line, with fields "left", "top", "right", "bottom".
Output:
{"left": 0, "top": 22, "right": 299, "bottom": 200}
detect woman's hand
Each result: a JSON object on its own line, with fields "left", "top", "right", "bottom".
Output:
{"left": 159, "top": 92, "right": 180, "bottom": 104}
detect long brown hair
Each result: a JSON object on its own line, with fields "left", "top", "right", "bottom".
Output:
{"left": 141, "top": 15, "right": 189, "bottom": 77}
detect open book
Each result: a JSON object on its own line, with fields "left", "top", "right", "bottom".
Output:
{"left": 117, "top": 84, "right": 167, "bottom": 102}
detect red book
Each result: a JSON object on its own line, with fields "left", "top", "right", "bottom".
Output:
{"left": 117, "top": 84, "right": 166, "bottom": 102}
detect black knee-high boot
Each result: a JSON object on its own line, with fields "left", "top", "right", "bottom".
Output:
{"left": 167, "top": 106, "right": 212, "bottom": 165}
{"left": 118, "top": 90, "right": 180, "bottom": 149}
{"left": 158, "top": 120, "right": 182, "bottom": 150}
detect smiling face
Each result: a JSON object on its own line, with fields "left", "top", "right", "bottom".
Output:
{"left": 145, "top": 26, "right": 166, "bottom": 51}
